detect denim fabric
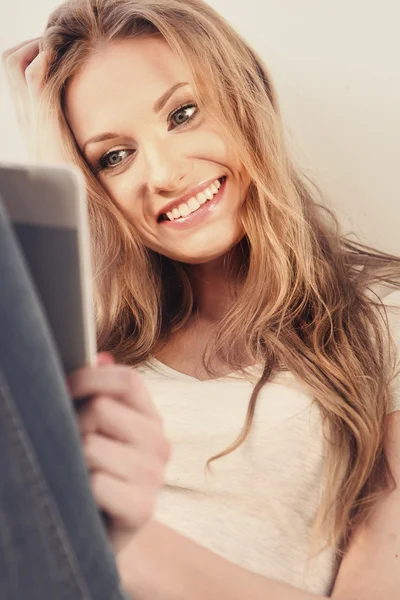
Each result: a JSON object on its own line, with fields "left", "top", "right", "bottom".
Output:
{"left": 0, "top": 196, "right": 129, "bottom": 599}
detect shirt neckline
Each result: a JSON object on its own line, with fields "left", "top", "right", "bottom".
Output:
{"left": 145, "top": 357, "right": 263, "bottom": 383}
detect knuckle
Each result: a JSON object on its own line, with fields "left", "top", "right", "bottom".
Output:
{"left": 134, "top": 494, "right": 156, "bottom": 526}
{"left": 5, "top": 48, "right": 27, "bottom": 72}
{"left": 144, "top": 461, "right": 164, "bottom": 488}
{"left": 124, "top": 447, "right": 140, "bottom": 475}
{"left": 155, "top": 435, "right": 171, "bottom": 463}
{"left": 1, "top": 50, "right": 10, "bottom": 66}
{"left": 4, "top": 52, "right": 19, "bottom": 73}
{"left": 146, "top": 406, "right": 164, "bottom": 432}
{"left": 117, "top": 489, "right": 155, "bottom": 530}
{"left": 24, "top": 62, "right": 39, "bottom": 82}
{"left": 83, "top": 432, "right": 98, "bottom": 455}
{"left": 92, "top": 395, "right": 111, "bottom": 417}
{"left": 90, "top": 471, "right": 106, "bottom": 494}
{"left": 67, "top": 369, "right": 86, "bottom": 397}
{"left": 4, "top": 50, "right": 16, "bottom": 65}
{"left": 126, "top": 411, "right": 141, "bottom": 435}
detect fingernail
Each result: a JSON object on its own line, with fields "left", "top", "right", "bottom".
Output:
{"left": 96, "top": 352, "right": 115, "bottom": 366}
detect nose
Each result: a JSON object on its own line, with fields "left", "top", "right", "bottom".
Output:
{"left": 144, "top": 140, "right": 187, "bottom": 195}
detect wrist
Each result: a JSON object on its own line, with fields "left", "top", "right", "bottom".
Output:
{"left": 116, "top": 521, "right": 187, "bottom": 600}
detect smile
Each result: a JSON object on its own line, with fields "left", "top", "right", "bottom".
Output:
{"left": 158, "top": 176, "right": 227, "bottom": 230}
{"left": 159, "top": 177, "right": 225, "bottom": 222}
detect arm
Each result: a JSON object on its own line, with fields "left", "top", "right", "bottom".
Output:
{"left": 330, "top": 411, "right": 400, "bottom": 599}
{"left": 117, "top": 412, "right": 400, "bottom": 600}
{"left": 117, "top": 520, "right": 321, "bottom": 600}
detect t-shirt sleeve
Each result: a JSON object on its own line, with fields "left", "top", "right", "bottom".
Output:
{"left": 382, "top": 290, "right": 400, "bottom": 413}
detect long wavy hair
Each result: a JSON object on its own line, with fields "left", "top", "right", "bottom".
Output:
{"left": 39, "top": 0, "right": 400, "bottom": 551}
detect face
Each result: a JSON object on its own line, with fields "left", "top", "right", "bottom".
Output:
{"left": 66, "top": 36, "right": 250, "bottom": 264}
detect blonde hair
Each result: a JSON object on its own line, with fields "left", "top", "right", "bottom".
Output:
{"left": 40, "top": 0, "right": 400, "bottom": 551}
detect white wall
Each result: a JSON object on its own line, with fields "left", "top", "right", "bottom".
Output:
{"left": 1, "top": 0, "right": 399, "bottom": 254}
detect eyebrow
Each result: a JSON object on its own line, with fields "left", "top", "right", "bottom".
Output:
{"left": 153, "top": 81, "right": 189, "bottom": 113}
{"left": 82, "top": 81, "right": 189, "bottom": 152}
{"left": 83, "top": 132, "right": 122, "bottom": 152}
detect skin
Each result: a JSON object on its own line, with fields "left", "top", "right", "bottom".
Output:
{"left": 65, "top": 37, "right": 250, "bottom": 268}
{"left": 65, "top": 36, "right": 400, "bottom": 600}
{"left": 65, "top": 36, "right": 251, "bottom": 376}
{"left": 4, "top": 34, "right": 400, "bottom": 600}
{"left": 2, "top": 39, "right": 170, "bottom": 555}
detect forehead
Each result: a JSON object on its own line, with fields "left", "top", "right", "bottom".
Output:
{"left": 65, "top": 36, "right": 192, "bottom": 142}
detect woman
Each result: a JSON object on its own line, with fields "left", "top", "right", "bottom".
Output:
{"left": 4, "top": 0, "right": 400, "bottom": 598}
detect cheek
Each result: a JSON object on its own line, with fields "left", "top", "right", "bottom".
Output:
{"left": 100, "top": 174, "right": 142, "bottom": 218}
{"left": 201, "top": 121, "right": 243, "bottom": 167}
{"left": 188, "top": 121, "right": 233, "bottom": 166}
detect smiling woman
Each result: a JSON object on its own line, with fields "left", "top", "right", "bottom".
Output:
{"left": 7, "top": 0, "right": 400, "bottom": 599}
{"left": 64, "top": 36, "right": 248, "bottom": 263}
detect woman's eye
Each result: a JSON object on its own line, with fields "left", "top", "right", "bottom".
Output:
{"left": 99, "top": 149, "right": 133, "bottom": 171}
{"left": 169, "top": 104, "right": 197, "bottom": 129}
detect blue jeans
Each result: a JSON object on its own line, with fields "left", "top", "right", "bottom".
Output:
{"left": 0, "top": 196, "right": 129, "bottom": 599}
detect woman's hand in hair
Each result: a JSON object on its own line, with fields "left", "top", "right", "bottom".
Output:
{"left": 68, "top": 353, "right": 170, "bottom": 554}
{"left": 2, "top": 39, "right": 61, "bottom": 160}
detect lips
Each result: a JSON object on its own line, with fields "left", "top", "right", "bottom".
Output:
{"left": 157, "top": 175, "right": 227, "bottom": 230}
{"left": 157, "top": 177, "right": 225, "bottom": 223}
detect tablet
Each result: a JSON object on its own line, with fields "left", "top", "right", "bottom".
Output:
{"left": 0, "top": 163, "right": 97, "bottom": 374}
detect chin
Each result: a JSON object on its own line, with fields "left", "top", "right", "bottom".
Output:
{"left": 165, "top": 235, "right": 244, "bottom": 265}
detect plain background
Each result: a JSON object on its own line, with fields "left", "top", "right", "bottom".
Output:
{"left": 1, "top": 0, "right": 399, "bottom": 254}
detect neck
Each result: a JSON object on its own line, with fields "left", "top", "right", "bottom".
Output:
{"left": 188, "top": 248, "right": 243, "bottom": 322}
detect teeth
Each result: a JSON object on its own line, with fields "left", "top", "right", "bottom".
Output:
{"left": 187, "top": 197, "right": 200, "bottom": 211}
{"left": 197, "top": 192, "right": 207, "bottom": 205}
{"left": 178, "top": 203, "right": 191, "bottom": 217}
{"left": 162, "top": 178, "right": 222, "bottom": 221}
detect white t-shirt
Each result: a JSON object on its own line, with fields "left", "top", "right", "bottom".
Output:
{"left": 137, "top": 290, "right": 400, "bottom": 596}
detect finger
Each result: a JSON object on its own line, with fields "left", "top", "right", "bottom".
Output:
{"left": 68, "top": 365, "right": 159, "bottom": 418}
{"left": 25, "top": 51, "right": 51, "bottom": 96}
{"left": 90, "top": 471, "right": 157, "bottom": 529}
{"left": 3, "top": 40, "right": 41, "bottom": 89}
{"left": 82, "top": 433, "right": 165, "bottom": 485}
{"left": 77, "top": 394, "right": 148, "bottom": 440}
{"left": 96, "top": 352, "right": 115, "bottom": 367}
{"left": 78, "top": 396, "right": 170, "bottom": 461}
{"left": 2, "top": 38, "right": 41, "bottom": 64}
